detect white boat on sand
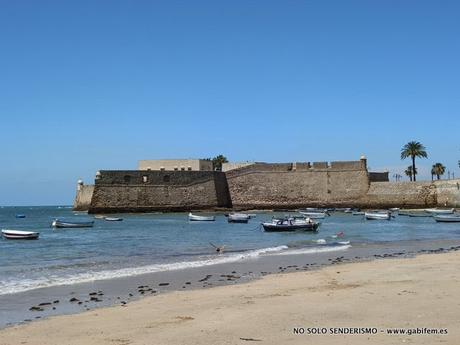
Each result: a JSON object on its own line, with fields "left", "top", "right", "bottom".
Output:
{"left": 365, "top": 211, "right": 391, "bottom": 220}
{"left": 188, "top": 213, "right": 215, "bottom": 221}
{"left": 2, "top": 229, "right": 39, "bottom": 240}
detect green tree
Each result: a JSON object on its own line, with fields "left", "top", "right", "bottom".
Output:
{"left": 400, "top": 141, "right": 428, "bottom": 182}
{"left": 405, "top": 166, "right": 417, "bottom": 182}
{"left": 431, "top": 163, "right": 446, "bottom": 180}
{"left": 211, "top": 155, "right": 228, "bottom": 171}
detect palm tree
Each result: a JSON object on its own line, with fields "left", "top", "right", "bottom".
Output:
{"left": 431, "top": 163, "right": 446, "bottom": 180}
{"left": 211, "top": 155, "right": 229, "bottom": 171}
{"left": 405, "top": 166, "right": 417, "bottom": 181}
{"left": 400, "top": 141, "right": 428, "bottom": 181}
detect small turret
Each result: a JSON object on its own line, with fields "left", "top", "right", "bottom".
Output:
{"left": 360, "top": 155, "right": 367, "bottom": 170}
{"left": 95, "top": 171, "right": 102, "bottom": 180}
{"left": 77, "top": 179, "right": 84, "bottom": 190}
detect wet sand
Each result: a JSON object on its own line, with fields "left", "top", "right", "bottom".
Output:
{"left": 1, "top": 242, "right": 460, "bottom": 344}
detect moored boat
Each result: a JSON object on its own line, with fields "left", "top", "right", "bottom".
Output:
{"left": 425, "top": 208, "right": 455, "bottom": 214}
{"left": 298, "top": 211, "right": 327, "bottom": 219}
{"left": 352, "top": 211, "right": 365, "bottom": 216}
{"left": 365, "top": 211, "right": 391, "bottom": 220}
{"left": 433, "top": 214, "right": 460, "bottom": 223}
{"left": 188, "top": 213, "right": 215, "bottom": 221}
{"left": 15, "top": 214, "right": 26, "bottom": 218}
{"left": 1, "top": 229, "right": 39, "bottom": 240}
{"left": 104, "top": 217, "right": 123, "bottom": 221}
{"left": 262, "top": 218, "right": 319, "bottom": 232}
{"left": 52, "top": 219, "right": 95, "bottom": 228}
{"left": 227, "top": 213, "right": 250, "bottom": 223}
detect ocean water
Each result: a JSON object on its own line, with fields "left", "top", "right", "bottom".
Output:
{"left": 1, "top": 206, "right": 460, "bottom": 296}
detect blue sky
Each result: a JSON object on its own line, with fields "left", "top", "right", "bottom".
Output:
{"left": 0, "top": 0, "right": 459, "bottom": 205}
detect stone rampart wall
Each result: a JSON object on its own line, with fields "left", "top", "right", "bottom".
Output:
{"left": 88, "top": 170, "right": 231, "bottom": 213}
{"left": 73, "top": 185, "right": 94, "bottom": 211}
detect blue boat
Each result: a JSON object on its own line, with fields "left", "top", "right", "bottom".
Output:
{"left": 15, "top": 214, "right": 26, "bottom": 218}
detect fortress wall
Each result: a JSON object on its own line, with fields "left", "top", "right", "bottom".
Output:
{"left": 364, "top": 181, "right": 437, "bottom": 208}
{"left": 226, "top": 163, "right": 370, "bottom": 209}
{"left": 88, "top": 170, "right": 230, "bottom": 213}
{"left": 73, "top": 185, "right": 94, "bottom": 211}
{"left": 434, "top": 179, "right": 460, "bottom": 207}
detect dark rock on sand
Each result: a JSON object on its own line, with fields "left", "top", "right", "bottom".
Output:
{"left": 38, "top": 302, "right": 52, "bottom": 306}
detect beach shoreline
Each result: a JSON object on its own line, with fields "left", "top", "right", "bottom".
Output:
{"left": 1, "top": 240, "right": 460, "bottom": 344}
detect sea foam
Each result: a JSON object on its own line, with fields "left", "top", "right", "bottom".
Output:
{"left": 0, "top": 243, "right": 350, "bottom": 295}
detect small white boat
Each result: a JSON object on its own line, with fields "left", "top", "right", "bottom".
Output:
{"left": 2, "top": 229, "right": 39, "bottom": 240}
{"left": 52, "top": 219, "right": 95, "bottom": 228}
{"left": 433, "top": 215, "right": 460, "bottom": 223}
{"left": 425, "top": 208, "right": 455, "bottom": 214}
{"left": 352, "top": 211, "right": 365, "bottom": 216}
{"left": 94, "top": 215, "right": 106, "bottom": 219}
{"left": 227, "top": 213, "right": 250, "bottom": 223}
{"left": 389, "top": 208, "right": 400, "bottom": 212}
{"left": 188, "top": 213, "right": 215, "bottom": 221}
{"left": 298, "top": 211, "right": 327, "bottom": 219}
{"left": 104, "top": 217, "right": 123, "bottom": 221}
{"left": 365, "top": 211, "right": 391, "bottom": 220}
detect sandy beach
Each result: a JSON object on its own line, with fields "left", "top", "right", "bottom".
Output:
{"left": 1, "top": 251, "right": 459, "bottom": 345}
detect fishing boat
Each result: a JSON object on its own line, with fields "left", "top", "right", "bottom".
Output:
{"left": 433, "top": 214, "right": 460, "bottom": 223}
{"left": 104, "top": 217, "right": 123, "bottom": 221}
{"left": 365, "top": 211, "right": 391, "bottom": 220}
{"left": 262, "top": 218, "right": 319, "bottom": 232}
{"left": 227, "top": 213, "right": 249, "bottom": 223}
{"left": 299, "top": 207, "right": 326, "bottom": 213}
{"left": 15, "top": 214, "right": 26, "bottom": 218}
{"left": 398, "top": 211, "right": 431, "bottom": 217}
{"left": 424, "top": 208, "right": 455, "bottom": 214}
{"left": 52, "top": 219, "right": 95, "bottom": 228}
{"left": 389, "top": 208, "right": 400, "bottom": 212}
{"left": 352, "top": 211, "right": 365, "bottom": 216}
{"left": 188, "top": 213, "right": 215, "bottom": 221}
{"left": 298, "top": 211, "right": 327, "bottom": 219}
{"left": 2, "top": 229, "right": 39, "bottom": 240}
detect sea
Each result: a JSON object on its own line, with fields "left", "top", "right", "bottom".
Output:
{"left": 1, "top": 206, "right": 460, "bottom": 299}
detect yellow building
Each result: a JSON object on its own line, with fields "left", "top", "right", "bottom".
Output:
{"left": 138, "top": 159, "right": 213, "bottom": 171}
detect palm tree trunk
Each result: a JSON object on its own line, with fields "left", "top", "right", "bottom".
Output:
{"left": 412, "top": 156, "right": 416, "bottom": 182}
{"left": 437, "top": 175, "right": 440, "bottom": 180}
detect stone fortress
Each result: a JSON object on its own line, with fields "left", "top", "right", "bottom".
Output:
{"left": 74, "top": 157, "right": 460, "bottom": 213}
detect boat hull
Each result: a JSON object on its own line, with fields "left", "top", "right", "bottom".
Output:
{"left": 434, "top": 215, "right": 460, "bottom": 223}
{"left": 365, "top": 212, "right": 391, "bottom": 220}
{"left": 425, "top": 208, "right": 455, "bottom": 214}
{"left": 262, "top": 223, "right": 319, "bottom": 232}
{"left": 298, "top": 212, "right": 327, "bottom": 219}
{"left": 104, "top": 217, "right": 123, "bottom": 221}
{"left": 228, "top": 217, "right": 249, "bottom": 223}
{"left": 52, "top": 220, "right": 95, "bottom": 228}
{"left": 188, "top": 213, "right": 215, "bottom": 221}
{"left": 1, "top": 230, "right": 39, "bottom": 240}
